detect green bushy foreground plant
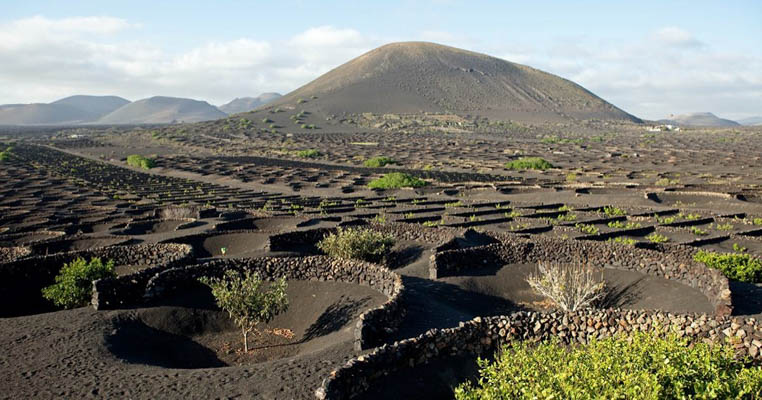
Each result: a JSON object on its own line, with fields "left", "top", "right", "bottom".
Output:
{"left": 455, "top": 332, "right": 762, "bottom": 400}
{"left": 363, "top": 156, "right": 397, "bottom": 168}
{"left": 317, "top": 227, "right": 394, "bottom": 263}
{"left": 368, "top": 172, "right": 426, "bottom": 189}
{"left": 41, "top": 257, "right": 116, "bottom": 309}
{"left": 505, "top": 157, "right": 553, "bottom": 171}
{"left": 199, "top": 269, "right": 288, "bottom": 352}
{"left": 694, "top": 250, "right": 762, "bottom": 283}
{"left": 126, "top": 154, "right": 155, "bottom": 169}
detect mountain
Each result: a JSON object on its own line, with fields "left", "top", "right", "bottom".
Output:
{"left": 97, "top": 96, "right": 227, "bottom": 124}
{"left": 738, "top": 116, "right": 762, "bottom": 126}
{"left": 52, "top": 95, "right": 130, "bottom": 118}
{"left": 262, "top": 42, "right": 640, "bottom": 123}
{"left": 659, "top": 112, "right": 740, "bottom": 127}
{"left": 0, "top": 95, "right": 130, "bottom": 125}
{"left": 219, "top": 93, "right": 282, "bottom": 114}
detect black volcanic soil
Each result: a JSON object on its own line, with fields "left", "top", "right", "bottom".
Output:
{"left": 0, "top": 280, "right": 386, "bottom": 399}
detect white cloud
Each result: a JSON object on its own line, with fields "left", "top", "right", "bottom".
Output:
{"left": 654, "top": 26, "right": 704, "bottom": 48}
{"left": 0, "top": 18, "right": 758, "bottom": 120}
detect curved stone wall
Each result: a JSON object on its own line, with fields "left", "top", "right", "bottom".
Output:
{"left": 430, "top": 235, "right": 732, "bottom": 316}
{"left": 0, "top": 246, "right": 31, "bottom": 263}
{"left": 317, "top": 309, "right": 762, "bottom": 399}
{"left": 0, "top": 243, "right": 193, "bottom": 317}
{"left": 142, "top": 255, "right": 404, "bottom": 351}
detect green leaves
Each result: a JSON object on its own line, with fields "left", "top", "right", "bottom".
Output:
{"left": 126, "top": 154, "right": 155, "bottom": 169}
{"left": 368, "top": 172, "right": 426, "bottom": 189}
{"left": 363, "top": 156, "right": 397, "bottom": 168}
{"left": 199, "top": 269, "right": 289, "bottom": 352}
{"left": 694, "top": 250, "right": 762, "bottom": 283}
{"left": 42, "top": 257, "right": 116, "bottom": 309}
{"left": 456, "top": 332, "right": 762, "bottom": 400}
{"left": 317, "top": 228, "right": 395, "bottom": 263}
{"left": 505, "top": 157, "right": 553, "bottom": 171}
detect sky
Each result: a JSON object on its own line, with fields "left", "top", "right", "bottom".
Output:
{"left": 1, "top": 0, "right": 760, "bottom": 120}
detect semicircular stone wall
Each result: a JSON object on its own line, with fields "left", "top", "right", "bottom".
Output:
{"left": 317, "top": 308, "right": 762, "bottom": 400}
{"left": 0, "top": 243, "right": 193, "bottom": 317}
{"left": 430, "top": 235, "right": 732, "bottom": 316}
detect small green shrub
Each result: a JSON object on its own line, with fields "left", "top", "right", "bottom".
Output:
{"left": 716, "top": 223, "right": 734, "bottom": 231}
{"left": 200, "top": 269, "right": 288, "bottom": 352}
{"left": 608, "top": 220, "right": 641, "bottom": 229}
{"left": 126, "top": 154, "right": 155, "bottom": 169}
{"left": 647, "top": 233, "right": 669, "bottom": 243}
{"left": 295, "top": 149, "right": 321, "bottom": 158}
{"left": 754, "top": 218, "right": 762, "bottom": 226}
{"left": 603, "top": 205, "right": 627, "bottom": 217}
{"left": 455, "top": 332, "right": 762, "bottom": 400}
{"left": 694, "top": 250, "right": 762, "bottom": 283}
{"left": 505, "top": 157, "right": 553, "bottom": 171}
{"left": 575, "top": 223, "right": 599, "bottom": 235}
{"left": 691, "top": 227, "right": 708, "bottom": 235}
{"left": 364, "top": 156, "right": 397, "bottom": 168}
{"left": 609, "top": 237, "right": 636, "bottom": 246}
{"left": 368, "top": 172, "right": 426, "bottom": 189}
{"left": 317, "top": 228, "right": 394, "bottom": 263}
{"left": 41, "top": 257, "right": 116, "bottom": 309}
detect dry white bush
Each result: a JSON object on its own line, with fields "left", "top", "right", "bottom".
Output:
{"left": 526, "top": 261, "right": 606, "bottom": 312}
{"left": 159, "top": 206, "right": 198, "bottom": 220}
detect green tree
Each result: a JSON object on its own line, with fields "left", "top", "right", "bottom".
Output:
{"left": 200, "top": 269, "right": 289, "bottom": 352}
{"left": 42, "top": 257, "right": 116, "bottom": 309}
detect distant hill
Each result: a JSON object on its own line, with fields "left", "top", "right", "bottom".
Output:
{"left": 738, "top": 116, "right": 762, "bottom": 126}
{"left": 263, "top": 41, "right": 640, "bottom": 123}
{"left": 659, "top": 112, "right": 740, "bottom": 127}
{"left": 52, "top": 95, "right": 130, "bottom": 118}
{"left": 0, "top": 95, "right": 130, "bottom": 125}
{"left": 219, "top": 93, "right": 282, "bottom": 114}
{"left": 97, "top": 96, "right": 227, "bottom": 124}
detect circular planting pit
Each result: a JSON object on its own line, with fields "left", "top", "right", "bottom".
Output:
{"left": 164, "top": 231, "right": 271, "bottom": 258}
{"left": 440, "top": 262, "right": 714, "bottom": 314}
{"left": 0, "top": 230, "right": 65, "bottom": 246}
{"left": 113, "top": 219, "right": 188, "bottom": 235}
{"left": 29, "top": 236, "right": 130, "bottom": 256}
{"left": 107, "top": 280, "right": 387, "bottom": 368}
{"left": 0, "top": 243, "right": 193, "bottom": 317}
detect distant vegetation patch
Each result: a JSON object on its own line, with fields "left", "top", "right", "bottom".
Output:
{"left": 456, "top": 332, "right": 762, "bottom": 399}
{"left": 0, "top": 146, "right": 12, "bottom": 162}
{"left": 368, "top": 172, "right": 426, "bottom": 189}
{"left": 295, "top": 149, "right": 321, "bottom": 158}
{"left": 126, "top": 154, "right": 156, "bottom": 169}
{"left": 505, "top": 157, "right": 553, "bottom": 171}
{"left": 364, "top": 156, "right": 397, "bottom": 168}
{"left": 694, "top": 250, "right": 762, "bottom": 283}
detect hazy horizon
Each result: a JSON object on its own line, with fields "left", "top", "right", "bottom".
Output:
{"left": 2, "top": 0, "right": 760, "bottom": 120}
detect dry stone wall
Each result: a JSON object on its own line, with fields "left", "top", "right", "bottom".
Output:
{"left": 0, "top": 243, "right": 192, "bottom": 317}
{"left": 317, "top": 309, "right": 762, "bottom": 400}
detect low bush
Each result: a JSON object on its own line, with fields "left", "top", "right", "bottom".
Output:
{"left": 295, "top": 149, "right": 321, "bottom": 158}
{"left": 126, "top": 154, "right": 155, "bottom": 169}
{"left": 694, "top": 250, "right": 762, "bottom": 283}
{"left": 368, "top": 172, "right": 426, "bottom": 189}
{"left": 41, "top": 257, "right": 116, "bottom": 309}
{"left": 363, "top": 156, "right": 397, "bottom": 168}
{"left": 317, "top": 227, "right": 394, "bottom": 263}
{"left": 646, "top": 233, "right": 669, "bottom": 243}
{"left": 456, "top": 332, "right": 762, "bottom": 400}
{"left": 505, "top": 157, "right": 553, "bottom": 171}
